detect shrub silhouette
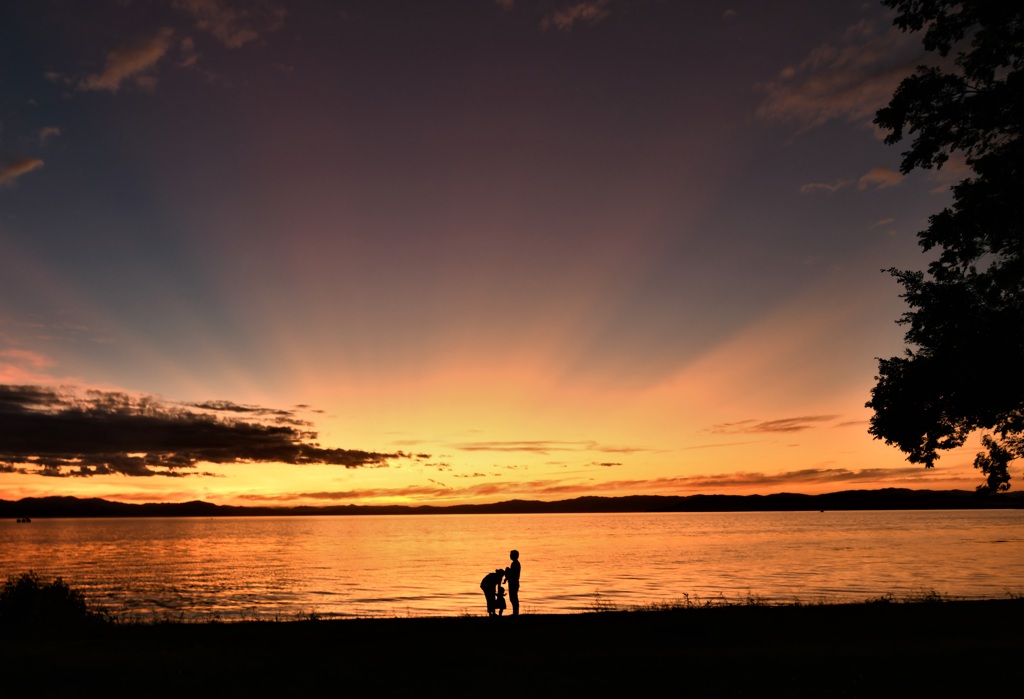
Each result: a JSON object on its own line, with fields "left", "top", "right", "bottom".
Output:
{"left": 0, "top": 572, "right": 103, "bottom": 632}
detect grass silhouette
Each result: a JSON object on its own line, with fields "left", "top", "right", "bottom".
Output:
{"left": 2, "top": 573, "right": 1021, "bottom": 695}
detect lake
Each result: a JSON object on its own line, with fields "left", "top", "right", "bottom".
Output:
{"left": 2, "top": 510, "right": 1022, "bottom": 620}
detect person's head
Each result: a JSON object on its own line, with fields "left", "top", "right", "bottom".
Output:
{"left": 510, "top": 549, "right": 519, "bottom": 561}
{"left": 495, "top": 568, "right": 504, "bottom": 575}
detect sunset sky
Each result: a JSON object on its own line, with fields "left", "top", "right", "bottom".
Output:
{"left": 0, "top": 0, "right": 992, "bottom": 507}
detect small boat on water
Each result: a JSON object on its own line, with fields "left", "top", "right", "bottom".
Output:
{"left": 16, "top": 517, "right": 31, "bottom": 523}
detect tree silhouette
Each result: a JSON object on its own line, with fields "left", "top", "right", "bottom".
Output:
{"left": 866, "top": 1, "right": 1023, "bottom": 492}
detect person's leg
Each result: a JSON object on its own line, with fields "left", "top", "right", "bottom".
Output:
{"left": 509, "top": 586, "right": 519, "bottom": 616}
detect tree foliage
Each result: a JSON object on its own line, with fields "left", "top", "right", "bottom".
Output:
{"left": 867, "top": 1, "right": 1024, "bottom": 492}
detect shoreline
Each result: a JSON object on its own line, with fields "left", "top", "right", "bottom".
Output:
{"left": 71, "top": 589, "right": 1024, "bottom": 624}
{"left": 4, "top": 598, "right": 1021, "bottom": 695}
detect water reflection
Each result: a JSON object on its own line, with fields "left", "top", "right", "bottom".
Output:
{"left": 1, "top": 510, "right": 1022, "bottom": 620}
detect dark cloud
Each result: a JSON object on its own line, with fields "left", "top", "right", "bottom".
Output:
{"left": 186, "top": 399, "right": 308, "bottom": 425}
{"left": 0, "top": 385, "right": 409, "bottom": 477}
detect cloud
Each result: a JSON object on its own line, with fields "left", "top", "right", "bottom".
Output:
{"left": 0, "top": 158, "right": 44, "bottom": 186}
{"left": 39, "top": 127, "right": 61, "bottom": 145}
{"left": 452, "top": 439, "right": 645, "bottom": 454}
{"left": 652, "top": 466, "right": 933, "bottom": 490}
{"left": 541, "top": 0, "right": 612, "bottom": 32}
{"left": 757, "top": 18, "right": 923, "bottom": 130}
{"left": 799, "top": 179, "right": 853, "bottom": 194}
{"left": 245, "top": 479, "right": 593, "bottom": 503}
{"left": 710, "top": 415, "right": 839, "bottom": 435}
{"left": 0, "top": 385, "right": 411, "bottom": 477}
{"left": 926, "top": 153, "right": 972, "bottom": 193}
{"left": 185, "top": 399, "right": 308, "bottom": 424}
{"left": 0, "top": 349, "right": 52, "bottom": 372}
{"left": 837, "top": 419, "right": 868, "bottom": 429}
{"left": 173, "top": 0, "right": 286, "bottom": 49}
{"left": 243, "top": 484, "right": 455, "bottom": 502}
{"left": 80, "top": 27, "right": 175, "bottom": 92}
{"left": 239, "top": 464, "right": 945, "bottom": 504}
{"left": 549, "top": 465, "right": 945, "bottom": 494}
{"left": 681, "top": 440, "right": 762, "bottom": 450}
{"left": 495, "top": 0, "right": 515, "bottom": 10}
{"left": 179, "top": 36, "right": 200, "bottom": 67}
{"left": 857, "top": 165, "right": 902, "bottom": 190}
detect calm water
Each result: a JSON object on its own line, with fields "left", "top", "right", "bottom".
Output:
{"left": 2, "top": 510, "right": 1022, "bottom": 620}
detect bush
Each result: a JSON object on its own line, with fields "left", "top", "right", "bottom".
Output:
{"left": 0, "top": 572, "right": 104, "bottom": 632}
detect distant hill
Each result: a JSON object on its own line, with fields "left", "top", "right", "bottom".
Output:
{"left": 1, "top": 488, "right": 1022, "bottom": 519}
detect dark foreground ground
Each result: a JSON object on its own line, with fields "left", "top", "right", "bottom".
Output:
{"left": 3, "top": 600, "right": 1022, "bottom": 697}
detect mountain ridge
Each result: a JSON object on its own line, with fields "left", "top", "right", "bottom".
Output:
{"left": 2, "top": 488, "right": 1022, "bottom": 518}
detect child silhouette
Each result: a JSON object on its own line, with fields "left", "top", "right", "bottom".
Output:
{"left": 495, "top": 584, "right": 507, "bottom": 616}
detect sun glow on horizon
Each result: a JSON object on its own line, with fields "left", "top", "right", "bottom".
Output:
{"left": 0, "top": 1, "right": 1008, "bottom": 506}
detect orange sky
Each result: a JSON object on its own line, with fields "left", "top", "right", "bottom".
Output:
{"left": 0, "top": 1, "right": 999, "bottom": 505}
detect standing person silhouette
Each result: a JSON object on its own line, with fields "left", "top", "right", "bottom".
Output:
{"left": 505, "top": 549, "right": 521, "bottom": 616}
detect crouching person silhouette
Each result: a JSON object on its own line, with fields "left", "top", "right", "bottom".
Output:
{"left": 480, "top": 568, "right": 504, "bottom": 616}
